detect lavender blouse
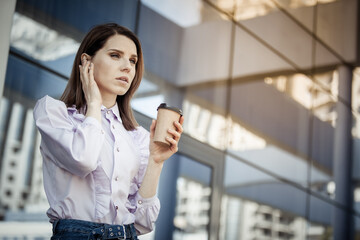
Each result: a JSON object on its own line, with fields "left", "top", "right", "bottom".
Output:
{"left": 33, "top": 96, "right": 160, "bottom": 234}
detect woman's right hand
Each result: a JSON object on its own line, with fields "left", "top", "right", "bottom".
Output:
{"left": 79, "top": 55, "right": 102, "bottom": 122}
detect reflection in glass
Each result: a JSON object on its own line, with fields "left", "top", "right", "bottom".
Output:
{"left": 209, "top": 0, "right": 277, "bottom": 20}
{"left": 265, "top": 71, "right": 338, "bottom": 126}
{"left": 220, "top": 196, "right": 307, "bottom": 239}
{"left": 221, "top": 155, "right": 308, "bottom": 239}
{"left": 354, "top": 215, "right": 360, "bottom": 239}
{"left": 174, "top": 178, "right": 211, "bottom": 239}
{"left": 353, "top": 68, "right": 360, "bottom": 138}
{"left": 0, "top": 97, "right": 51, "bottom": 238}
{"left": 132, "top": 77, "right": 163, "bottom": 119}
{"left": 182, "top": 99, "right": 266, "bottom": 151}
{"left": 172, "top": 155, "right": 212, "bottom": 240}
{"left": 209, "top": 0, "right": 337, "bottom": 21}
{"left": 11, "top": 13, "right": 79, "bottom": 61}
{"left": 142, "top": 0, "right": 203, "bottom": 27}
{"left": 182, "top": 99, "right": 227, "bottom": 150}
{"left": 307, "top": 196, "right": 335, "bottom": 239}
{"left": 275, "top": 0, "right": 337, "bottom": 8}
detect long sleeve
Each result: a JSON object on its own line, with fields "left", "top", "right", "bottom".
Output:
{"left": 33, "top": 96, "right": 105, "bottom": 178}
{"left": 127, "top": 127, "right": 160, "bottom": 234}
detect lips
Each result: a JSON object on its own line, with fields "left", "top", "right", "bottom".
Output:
{"left": 116, "top": 76, "right": 129, "bottom": 83}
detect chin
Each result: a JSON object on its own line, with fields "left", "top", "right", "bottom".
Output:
{"left": 115, "top": 90, "right": 129, "bottom": 96}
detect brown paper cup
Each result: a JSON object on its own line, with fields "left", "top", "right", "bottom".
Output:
{"left": 154, "top": 103, "right": 182, "bottom": 147}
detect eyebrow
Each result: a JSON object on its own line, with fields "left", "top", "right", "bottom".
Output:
{"left": 107, "top": 49, "right": 137, "bottom": 59}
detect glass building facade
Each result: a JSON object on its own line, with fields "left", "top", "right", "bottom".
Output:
{"left": 0, "top": 0, "right": 359, "bottom": 239}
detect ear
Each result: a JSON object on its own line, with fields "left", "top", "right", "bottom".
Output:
{"left": 80, "top": 53, "right": 91, "bottom": 61}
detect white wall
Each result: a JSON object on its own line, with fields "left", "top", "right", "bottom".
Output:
{"left": 0, "top": 0, "right": 16, "bottom": 98}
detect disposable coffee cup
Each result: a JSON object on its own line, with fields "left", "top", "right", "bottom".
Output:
{"left": 154, "top": 103, "right": 183, "bottom": 147}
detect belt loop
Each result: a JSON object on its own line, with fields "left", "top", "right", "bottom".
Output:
{"left": 52, "top": 220, "right": 59, "bottom": 234}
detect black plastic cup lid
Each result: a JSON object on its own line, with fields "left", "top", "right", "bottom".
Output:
{"left": 157, "top": 103, "right": 183, "bottom": 116}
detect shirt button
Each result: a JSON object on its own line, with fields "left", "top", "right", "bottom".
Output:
{"left": 101, "top": 130, "right": 104, "bottom": 134}
{"left": 115, "top": 177, "right": 119, "bottom": 181}
{"left": 117, "top": 147, "right": 120, "bottom": 152}
{"left": 138, "top": 200, "right": 143, "bottom": 205}
{"left": 115, "top": 205, "right": 118, "bottom": 210}
{"left": 112, "top": 125, "right": 115, "bottom": 129}
{"left": 107, "top": 110, "right": 110, "bottom": 114}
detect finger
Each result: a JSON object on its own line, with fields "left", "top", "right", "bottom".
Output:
{"left": 81, "top": 60, "right": 91, "bottom": 84}
{"left": 81, "top": 55, "right": 86, "bottom": 66}
{"left": 79, "top": 65, "right": 85, "bottom": 84}
{"left": 89, "top": 63, "right": 94, "bottom": 81}
{"left": 179, "top": 116, "right": 184, "bottom": 125}
{"left": 150, "top": 119, "right": 156, "bottom": 138}
{"left": 174, "top": 120, "right": 183, "bottom": 133}
{"left": 166, "top": 136, "right": 178, "bottom": 152}
{"left": 83, "top": 58, "right": 91, "bottom": 73}
{"left": 168, "top": 128, "right": 180, "bottom": 140}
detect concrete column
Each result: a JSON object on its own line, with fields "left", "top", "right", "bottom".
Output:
{"left": 332, "top": 65, "right": 353, "bottom": 240}
{"left": 0, "top": 0, "right": 16, "bottom": 99}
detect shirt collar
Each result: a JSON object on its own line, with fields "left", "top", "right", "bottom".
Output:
{"left": 101, "top": 103, "right": 122, "bottom": 122}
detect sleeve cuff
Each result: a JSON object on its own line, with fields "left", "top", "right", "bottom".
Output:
{"left": 135, "top": 193, "right": 159, "bottom": 207}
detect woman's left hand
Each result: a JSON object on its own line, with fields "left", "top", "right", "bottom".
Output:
{"left": 149, "top": 116, "right": 184, "bottom": 164}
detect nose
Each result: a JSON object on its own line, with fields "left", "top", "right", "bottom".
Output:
{"left": 120, "top": 58, "right": 131, "bottom": 73}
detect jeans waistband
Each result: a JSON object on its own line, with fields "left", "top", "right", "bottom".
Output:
{"left": 52, "top": 219, "right": 137, "bottom": 240}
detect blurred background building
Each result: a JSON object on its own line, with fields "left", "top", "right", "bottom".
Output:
{"left": 0, "top": 0, "right": 359, "bottom": 239}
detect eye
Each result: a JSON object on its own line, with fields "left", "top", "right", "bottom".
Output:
{"left": 130, "top": 58, "right": 137, "bottom": 65}
{"left": 110, "top": 53, "right": 120, "bottom": 58}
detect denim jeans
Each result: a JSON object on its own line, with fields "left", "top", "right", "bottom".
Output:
{"left": 51, "top": 219, "right": 139, "bottom": 240}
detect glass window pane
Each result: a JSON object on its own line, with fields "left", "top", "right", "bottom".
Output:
{"left": 236, "top": 3, "right": 312, "bottom": 70}
{"left": 174, "top": 155, "right": 211, "bottom": 239}
{"left": 316, "top": 0, "right": 357, "bottom": 63}
{"left": 157, "top": 154, "right": 212, "bottom": 240}
{"left": 142, "top": 0, "right": 203, "bottom": 27}
{"left": 354, "top": 215, "right": 360, "bottom": 239}
{"left": 221, "top": 155, "right": 308, "bottom": 239}
{"left": 228, "top": 79, "right": 310, "bottom": 187}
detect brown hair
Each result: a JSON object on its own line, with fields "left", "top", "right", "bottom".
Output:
{"left": 60, "top": 23, "right": 144, "bottom": 131}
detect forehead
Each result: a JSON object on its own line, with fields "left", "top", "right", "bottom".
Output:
{"left": 103, "top": 34, "right": 137, "bottom": 55}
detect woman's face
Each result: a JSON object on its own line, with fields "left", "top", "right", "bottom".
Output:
{"left": 90, "top": 34, "right": 138, "bottom": 101}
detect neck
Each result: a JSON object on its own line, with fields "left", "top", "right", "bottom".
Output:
{"left": 102, "top": 95, "right": 117, "bottom": 109}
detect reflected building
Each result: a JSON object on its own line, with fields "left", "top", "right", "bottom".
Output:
{"left": 174, "top": 177, "right": 211, "bottom": 237}
{"left": 0, "top": 97, "right": 48, "bottom": 217}
{"left": 220, "top": 196, "right": 308, "bottom": 240}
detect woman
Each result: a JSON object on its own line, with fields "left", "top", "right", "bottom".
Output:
{"left": 33, "top": 23, "right": 184, "bottom": 239}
